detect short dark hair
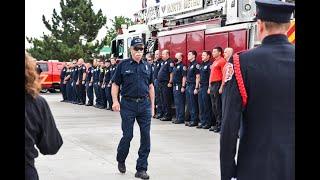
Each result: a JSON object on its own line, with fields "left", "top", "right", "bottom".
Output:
{"left": 189, "top": 50, "right": 197, "bottom": 57}
{"left": 203, "top": 50, "right": 212, "bottom": 58}
{"left": 213, "top": 47, "right": 223, "bottom": 54}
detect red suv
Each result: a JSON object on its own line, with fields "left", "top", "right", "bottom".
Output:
{"left": 36, "top": 60, "right": 64, "bottom": 93}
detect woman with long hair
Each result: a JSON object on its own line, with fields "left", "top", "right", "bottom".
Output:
{"left": 25, "top": 52, "right": 63, "bottom": 180}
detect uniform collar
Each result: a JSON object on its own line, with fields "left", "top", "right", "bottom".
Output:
{"left": 262, "top": 34, "right": 290, "bottom": 45}
{"left": 130, "top": 59, "right": 146, "bottom": 64}
{"left": 202, "top": 60, "right": 210, "bottom": 64}
{"left": 190, "top": 60, "right": 197, "bottom": 64}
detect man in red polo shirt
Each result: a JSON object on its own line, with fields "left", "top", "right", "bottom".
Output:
{"left": 207, "top": 46, "right": 226, "bottom": 132}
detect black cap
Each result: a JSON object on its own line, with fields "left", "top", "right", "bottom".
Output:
{"left": 255, "top": 0, "right": 295, "bottom": 23}
{"left": 131, "top": 37, "right": 144, "bottom": 47}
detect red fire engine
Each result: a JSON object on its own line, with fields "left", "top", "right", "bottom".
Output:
{"left": 111, "top": 0, "right": 294, "bottom": 64}
{"left": 36, "top": 60, "right": 64, "bottom": 93}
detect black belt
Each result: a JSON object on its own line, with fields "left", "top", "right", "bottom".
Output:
{"left": 123, "top": 96, "right": 149, "bottom": 102}
{"left": 200, "top": 83, "right": 209, "bottom": 86}
{"left": 173, "top": 83, "right": 182, "bottom": 86}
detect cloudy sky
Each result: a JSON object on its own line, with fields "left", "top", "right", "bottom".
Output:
{"left": 25, "top": 0, "right": 144, "bottom": 48}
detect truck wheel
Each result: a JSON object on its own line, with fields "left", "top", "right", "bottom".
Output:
{"left": 40, "top": 89, "right": 48, "bottom": 93}
{"left": 48, "top": 89, "right": 56, "bottom": 93}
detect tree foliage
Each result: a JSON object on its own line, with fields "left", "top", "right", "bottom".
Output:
{"left": 26, "top": 0, "right": 106, "bottom": 61}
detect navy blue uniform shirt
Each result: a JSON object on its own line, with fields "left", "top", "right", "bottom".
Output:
{"left": 60, "top": 67, "right": 67, "bottom": 80}
{"left": 86, "top": 66, "right": 94, "bottom": 82}
{"left": 199, "top": 61, "right": 212, "bottom": 85}
{"left": 153, "top": 59, "right": 163, "bottom": 80}
{"left": 72, "top": 66, "right": 79, "bottom": 81}
{"left": 186, "top": 60, "right": 200, "bottom": 84}
{"left": 157, "top": 58, "right": 174, "bottom": 82}
{"left": 93, "top": 67, "right": 100, "bottom": 82}
{"left": 104, "top": 67, "right": 112, "bottom": 83}
{"left": 112, "top": 59, "right": 153, "bottom": 98}
{"left": 78, "top": 64, "right": 86, "bottom": 81}
{"left": 110, "top": 64, "right": 117, "bottom": 80}
{"left": 99, "top": 67, "right": 106, "bottom": 83}
{"left": 172, "top": 62, "right": 187, "bottom": 84}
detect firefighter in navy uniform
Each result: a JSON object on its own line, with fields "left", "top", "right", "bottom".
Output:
{"left": 153, "top": 50, "right": 164, "bottom": 119}
{"left": 77, "top": 58, "right": 87, "bottom": 105}
{"left": 219, "top": 1, "right": 295, "bottom": 180}
{"left": 71, "top": 60, "right": 79, "bottom": 104}
{"left": 85, "top": 61, "right": 94, "bottom": 106}
{"left": 64, "top": 62, "right": 72, "bottom": 102}
{"left": 172, "top": 53, "right": 187, "bottom": 124}
{"left": 98, "top": 60, "right": 107, "bottom": 109}
{"left": 60, "top": 62, "right": 67, "bottom": 102}
{"left": 186, "top": 50, "right": 200, "bottom": 127}
{"left": 103, "top": 60, "right": 112, "bottom": 110}
{"left": 110, "top": 57, "right": 118, "bottom": 107}
{"left": 197, "top": 51, "right": 213, "bottom": 129}
{"left": 111, "top": 37, "right": 154, "bottom": 179}
{"left": 157, "top": 49, "right": 174, "bottom": 121}
{"left": 93, "top": 59, "right": 101, "bottom": 108}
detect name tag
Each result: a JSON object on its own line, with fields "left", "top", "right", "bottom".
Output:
{"left": 176, "top": 85, "right": 179, "bottom": 91}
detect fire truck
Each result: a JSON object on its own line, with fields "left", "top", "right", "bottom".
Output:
{"left": 36, "top": 60, "right": 64, "bottom": 93}
{"left": 111, "top": 0, "right": 294, "bottom": 64}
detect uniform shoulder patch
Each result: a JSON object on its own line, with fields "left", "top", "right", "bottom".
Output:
{"left": 183, "top": 66, "right": 187, "bottom": 71}
{"left": 224, "top": 62, "right": 234, "bottom": 82}
{"left": 170, "top": 62, "right": 174, "bottom": 67}
{"left": 83, "top": 66, "right": 86, "bottom": 70}
{"left": 196, "top": 64, "right": 200, "bottom": 69}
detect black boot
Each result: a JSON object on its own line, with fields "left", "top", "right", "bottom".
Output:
{"left": 135, "top": 171, "right": 149, "bottom": 179}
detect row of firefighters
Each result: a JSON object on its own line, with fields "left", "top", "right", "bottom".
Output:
{"left": 59, "top": 46, "right": 233, "bottom": 133}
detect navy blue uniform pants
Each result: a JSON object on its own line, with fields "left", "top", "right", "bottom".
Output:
{"left": 173, "top": 84, "right": 185, "bottom": 123}
{"left": 66, "top": 81, "right": 72, "bottom": 101}
{"left": 25, "top": 165, "right": 39, "bottom": 180}
{"left": 210, "top": 81, "right": 222, "bottom": 127}
{"left": 100, "top": 86, "right": 107, "bottom": 108}
{"left": 72, "top": 81, "right": 80, "bottom": 103}
{"left": 186, "top": 83, "right": 199, "bottom": 124}
{"left": 198, "top": 85, "right": 213, "bottom": 126}
{"left": 77, "top": 83, "right": 86, "bottom": 104}
{"left": 154, "top": 79, "right": 164, "bottom": 116}
{"left": 159, "top": 81, "right": 173, "bottom": 119}
{"left": 104, "top": 86, "right": 113, "bottom": 108}
{"left": 86, "top": 82, "right": 94, "bottom": 104}
{"left": 117, "top": 98, "right": 151, "bottom": 171}
{"left": 93, "top": 82, "right": 101, "bottom": 105}
{"left": 60, "top": 80, "right": 67, "bottom": 100}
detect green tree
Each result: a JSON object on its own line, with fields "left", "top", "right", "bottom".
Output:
{"left": 103, "top": 16, "right": 134, "bottom": 46}
{"left": 26, "top": 0, "right": 107, "bottom": 61}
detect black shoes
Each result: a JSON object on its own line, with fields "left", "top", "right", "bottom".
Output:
{"left": 209, "top": 126, "right": 221, "bottom": 132}
{"left": 118, "top": 162, "right": 126, "bottom": 173}
{"left": 155, "top": 114, "right": 163, "bottom": 119}
{"left": 159, "top": 117, "right": 171, "bottom": 121}
{"left": 188, "top": 122, "right": 198, "bottom": 127}
{"left": 172, "top": 120, "right": 184, "bottom": 124}
{"left": 117, "top": 162, "right": 149, "bottom": 179}
{"left": 185, "top": 121, "right": 190, "bottom": 126}
{"left": 196, "top": 124, "right": 203, "bottom": 129}
{"left": 85, "top": 103, "right": 93, "bottom": 106}
{"left": 202, "top": 125, "right": 211, "bottom": 129}
{"left": 135, "top": 171, "right": 150, "bottom": 179}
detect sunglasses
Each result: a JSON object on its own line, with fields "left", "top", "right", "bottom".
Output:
{"left": 133, "top": 46, "right": 144, "bottom": 51}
